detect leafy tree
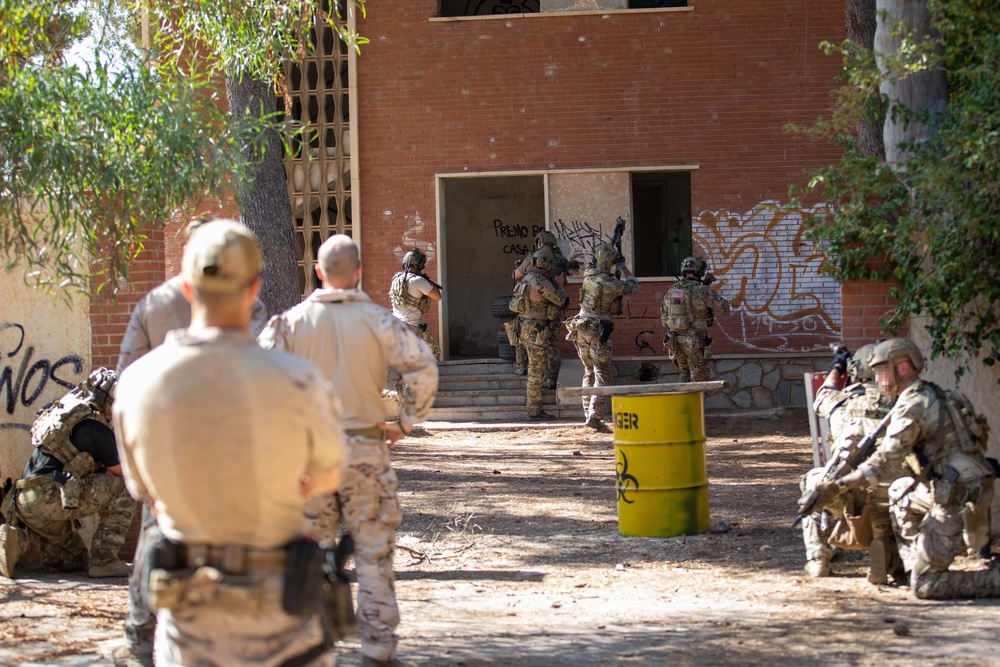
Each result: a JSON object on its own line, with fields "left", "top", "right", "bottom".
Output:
{"left": 794, "top": 0, "right": 1000, "bottom": 373}
{"left": 1, "top": 0, "right": 365, "bottom": 313}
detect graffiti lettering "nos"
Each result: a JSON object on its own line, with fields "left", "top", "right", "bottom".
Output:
{"left": 1, "top": 323, "right": 82, "bottom": 416}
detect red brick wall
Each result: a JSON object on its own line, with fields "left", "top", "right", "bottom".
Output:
{"left": 355, "top": 0, "right": 847, "bottom": 356}
{"left": 841, "top": 279, "right": 901, "bottom": 349}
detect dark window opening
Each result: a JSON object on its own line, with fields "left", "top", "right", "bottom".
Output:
{"left": 440, "top": 0, "right": 539, "bottom": 17}
{"left": 631, "top": 171, "right": 692, "bottom": 278}
{"left": 628, "top": 0, "right": 687, "bottom": 7}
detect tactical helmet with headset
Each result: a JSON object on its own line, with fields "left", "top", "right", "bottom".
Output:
{"left": 869, "top": 337, "right": 924, "bottom": 396}
{"left": 533, "top": 249, "right": 555, "bottom": 271}
{"left": 535, "top": 231, "right": 557, "bottom": 248}
{"left": 681, "top": 255, "right": 707, "bottom": 278}
{"left": 401, "top": 247, "right": 427, "bottom": 272}
{"left": 847, "top": 343, "right": 877, "bottom": 383}
{"left": 593, "top": 244, "right": 618, "bottom": 271}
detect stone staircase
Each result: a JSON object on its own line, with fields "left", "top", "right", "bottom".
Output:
{"left": 426, "top": 358, "right": 584, "bottom": 422}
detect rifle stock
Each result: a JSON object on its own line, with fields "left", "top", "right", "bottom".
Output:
{"left": 791, "top": 410, "right": 894, "bottom": 527}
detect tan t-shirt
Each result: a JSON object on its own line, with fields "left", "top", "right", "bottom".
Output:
{"left": 114, "top": 327, "right": 345, "bottom": 549}
{"left": 258, "top": 288, "right": 438, "bottom": 434}
{"left": 116, "top": 276, "right": 269, "bottom": 372}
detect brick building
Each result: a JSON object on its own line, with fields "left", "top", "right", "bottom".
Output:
{"left": 85, "top": 0, "right": 868, "bottom": 409}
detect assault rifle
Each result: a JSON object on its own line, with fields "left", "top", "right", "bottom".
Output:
{"left": 610, "top": 216, "right": 626, "bottom": 279}
{"left": 419, "top": 271, "right": 443, "bottom": 291}
{"left": 791, "top": 411, "right": 893, "bottom": 527}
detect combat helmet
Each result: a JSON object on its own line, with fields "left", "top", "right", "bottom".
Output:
{"left": 533, "top": 249, "right": 555, "bottom": 271}
{"left": 847, "top": 343, "right": 877, "bottom": 383}
{"left": 869, "top": 337, "right": 924, "bottom": 373}
{"left": 681, "top": 255, "right": 707, "bottom": 278}
{"left": 535, "top": 230, "right": 557, "bottom": 248}
{"left": 593, "top": 243, "right": 618, "bottom": 271}
{"left": 84, "top": 368, "right": 117, "bottom": 410}
{"left": 402, "top": 247, "right": 427, "bottom": 272}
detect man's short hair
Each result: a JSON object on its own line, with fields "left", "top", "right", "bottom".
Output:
{"left": 317, "top": 234, "right": 360, "bottom": 281}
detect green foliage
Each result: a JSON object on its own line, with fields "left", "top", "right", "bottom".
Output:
{"left": 793, "top": 0, "right": 1000, "bottom": 373}
{"left": 156, "top": 0, "right": 368, "bottom": 90}
{"left": 0, "top": 0, "right": 365, "bottom": 297}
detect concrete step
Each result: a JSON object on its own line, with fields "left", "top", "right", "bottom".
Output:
{"left": 438, "top": 373, "right": 527, "bottom": 392}
{"left": 433, "top": 388, "right": 558, "bottom": 408}
{"left": 426, "top": 402, "right": 584, "bottom": 422}
{"left": 437, "top": 358, "right": 516, "bottom": 376}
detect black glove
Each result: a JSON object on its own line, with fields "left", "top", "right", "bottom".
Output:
{"left": 563, "top": 297, "right": 570, "bottom": 308}
{"left": 831, "top": 348, "right": 852, "bottom": 374}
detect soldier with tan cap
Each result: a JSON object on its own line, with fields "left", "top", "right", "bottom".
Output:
{"left": 114, "top": 220, "right": 346, "bottom": 666}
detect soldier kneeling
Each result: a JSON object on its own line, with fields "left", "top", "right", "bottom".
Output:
{"left": 0, "top": 369, "right": 134, "bottom": 579}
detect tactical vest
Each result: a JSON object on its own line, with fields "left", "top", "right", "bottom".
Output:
{"left": 30, "top": 390, "right": 103, "bottom": 478}
{"left": 928, "top": 383, "right": 990, "bottom": 456}
{"left": 581, "top": 271, "right": 617, "bottom": 318}
{"left": 664, "top": 281, "right": 695, "bottom": 331}
{"left": 390, "top": 272, "right": 430, "bottom": 314}
{"left": 509, "top": 277, "right": 531, "bottom": 314}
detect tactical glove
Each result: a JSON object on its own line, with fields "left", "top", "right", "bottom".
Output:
{"left": 831, "top": 348, "right": 852, "bottom": 375}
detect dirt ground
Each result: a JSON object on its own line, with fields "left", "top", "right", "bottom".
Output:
{"left": 3, "top": 408, "right": 1000, "bottom": 666}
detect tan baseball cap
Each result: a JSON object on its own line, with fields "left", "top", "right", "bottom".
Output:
{"left": 182, "top": 219, "right": 263, "bottom": 293}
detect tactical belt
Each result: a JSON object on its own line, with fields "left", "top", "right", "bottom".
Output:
{"left": 15, "top": 474, "right": 56, "bottom": 490}
{"left": 346, "top": 427, "right": 385, "bottom": 440}
{"left": 180, "top": 544, "right": 287, "bottom": 574}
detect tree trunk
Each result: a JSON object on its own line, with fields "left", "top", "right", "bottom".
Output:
{"left": 845, "top": 0, "right": 885, "bottom": 160}
{"left": 875, "top": 0, "right": 948, "bottom": 166}
{"left": 226, "top": 75, "right": 300, "bottom": 317}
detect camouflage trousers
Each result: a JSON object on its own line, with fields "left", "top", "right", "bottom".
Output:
{"left": 124, "top": 502, "right": 160, "bottom": 652}
{"left": 889, "top": 476, "right": 999, "bottom": 599}
{"left": 667, "top": 331, "right": 711, "bottom": 382}
{"left": 515, "top": 318, "right": 560, "bottom": 384}
{"left": 154, "top": 572, "right": 333, "bottom": 667}
{"left": 408, "top": 323, "right": 441, "bottom": 361}
{"left": 573, "top": 328, "right": 613, "bottom": 421}
{"left": 305, "top": 435, "right": 402, "bottom": 662}
{"left": 799, "top": 468, "right": 893, "bottom": 563}
{"left": 518, "top": 318, "right": 550, "bottom": 416}
{"left": 14, "top": 473, "right": 135, "bottom": 569}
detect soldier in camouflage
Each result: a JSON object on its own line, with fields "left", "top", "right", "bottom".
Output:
{"left": 565, "top": 244, "right": 638, "bottom": 432}
{"left": 511, "top": 249, "right": 567, "bottom": 420}
{"left": 0, "top": 369, "right": 134, "bottom": 580}
{"left": 815, "top": 337, "right": 999, "bottom": 599}
{"left": 799, "top": 343, "right": 903, "bottom": 583}
{"left": 389, "top": 246, "right": 442, "bottom": 361}
{"left": 660, "top": 255, "right": 732, "bottom": 382}
{"left": 512, "top": 230, "right": 579, "bottom": 386}
{"left": 260, "top": 235, "right": 438, "bottom": 667}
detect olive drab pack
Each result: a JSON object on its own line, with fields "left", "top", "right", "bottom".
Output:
{"left": 508, "top": 277, "right": 532, "bottom": 315}
{"left": 30, "top": 390, "right": 104, "bottom": 478}
{"left": 390, "top": 271, "right": 430, "bottom": 314}
{"left": 664, "top": 282, "right": 694, "bottom": 331}
{"left": 932, "top": 384, "right": 990, "bottom": 455}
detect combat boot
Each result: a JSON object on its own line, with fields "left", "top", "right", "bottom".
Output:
{"left": 111, "top": 644, "right": 154, "bottom": 667}
{"left": 868, "top": 536, "right": 889, "bottom": 585}
{"left": 0, "top": 523, "right": 23, "bottom": 578}
{"left": 529, "top": 411, "right": 556, "bottom": 421}
{"left": 88, "top": 558, "right": 132, "bottom": 578}
{"left": 585, "top": 416, "right": 611, "bottom": 433}
{"left": 805, "top": 558, "right": 830, "bottom": 578}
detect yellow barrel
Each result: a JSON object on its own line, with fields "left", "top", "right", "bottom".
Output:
{"left": 612, "top": 392, "right": 709, "bottom": 538}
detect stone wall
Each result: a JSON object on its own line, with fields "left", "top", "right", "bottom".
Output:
{"left": 613, "top": 355, "right": 830, "bottom": 409}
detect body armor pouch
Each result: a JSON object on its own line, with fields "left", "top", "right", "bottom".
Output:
{"left": 54, "top": 472, "right": 81, "bottom": 510}
{"left": 503, "top": 319, "right": 518, "bottom": 345}
{"left": 390, "top": 272, "right": 430, "bottom": 314}
{"left": 599, "top": 320, "right": 615, "bottom": 344}
{"left": 664, "top": 285, "right": 694, "bottom": 331}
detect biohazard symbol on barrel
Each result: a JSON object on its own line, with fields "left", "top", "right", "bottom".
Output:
{"left": 616, "top": 450, "right": 639, "bottom": 503}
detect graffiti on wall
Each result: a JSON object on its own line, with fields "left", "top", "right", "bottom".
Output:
{"left": 694, "top": 202, "right": 840, "bottom": 352}
{"left": 1, "top": 323, "right": 83, "bottom": 431}
{"left": 554, "top": 202, "right": 841, "bottom": 353}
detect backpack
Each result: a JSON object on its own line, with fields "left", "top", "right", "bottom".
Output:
{"left": 509, "top": 278, "right": 531, "bottom": 315}
{"left": 664, "top": 283, "right": 694, "bottom": 331}
{"left": 929, "top": 383, "right": 990, "bottom": 455}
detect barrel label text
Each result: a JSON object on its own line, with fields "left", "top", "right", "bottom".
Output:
{"left": 615, "top": 412, "right": 639, "bottom": 430}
